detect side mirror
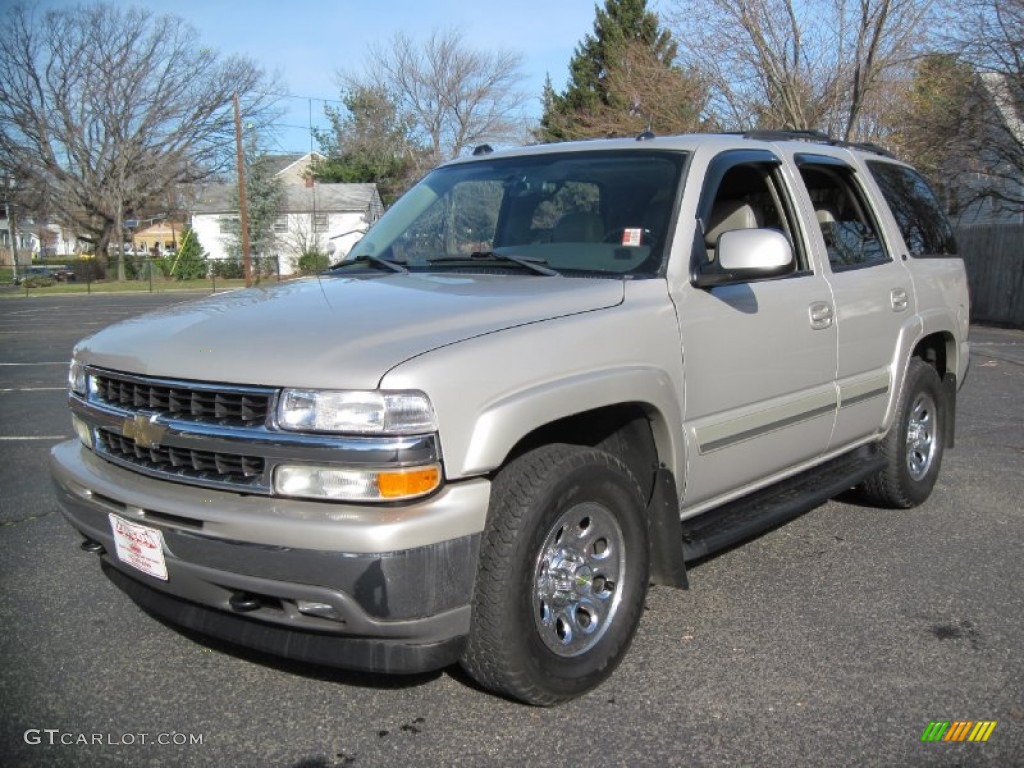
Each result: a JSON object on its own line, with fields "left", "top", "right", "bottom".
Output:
{"left": 694, "top": 229, "right": 794, "bottom": 287}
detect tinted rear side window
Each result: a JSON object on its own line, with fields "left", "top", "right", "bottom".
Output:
{"left": 868, "top": 162, "right": 957, "bottom": 257}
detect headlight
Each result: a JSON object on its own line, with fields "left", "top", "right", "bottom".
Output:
{"left": 277, "top": 389, "right": 436, "bottom": 434}
{"left": 274, "top": 463, "right": 441, "bottom": 501}
{"left": 68, "top": 359, "right": 86, "bottom": 395}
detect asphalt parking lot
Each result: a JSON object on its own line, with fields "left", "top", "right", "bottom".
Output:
{"left": 1, "top": 292, "right": 1022, "bottom": 767}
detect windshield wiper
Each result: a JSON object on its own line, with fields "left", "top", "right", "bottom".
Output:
{"left": 329, "top": 254, "right": 408, "bottom": 273}
{"left": 427, "top": 251, "right": 559, "bottom": 276}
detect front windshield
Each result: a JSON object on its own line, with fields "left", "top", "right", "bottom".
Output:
{"left": 346, "top": 150, "right": 687, "bottom": 277}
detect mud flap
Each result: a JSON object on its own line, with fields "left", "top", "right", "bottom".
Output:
{"left": 942, "top": 372, "right": 957, "bottom": 449}
{"left": 647, "top": 468, "right": 688, "bottom": 589}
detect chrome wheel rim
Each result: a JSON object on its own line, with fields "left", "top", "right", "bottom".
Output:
{"left": 906, "top": 391, "right": 938, "bottom": 481}
{"left": 533, "top": 501, "right": 626, "bottom": 657}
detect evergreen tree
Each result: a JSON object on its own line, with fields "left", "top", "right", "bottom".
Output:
{"left": 167, "top": 227, "right": 206, "bottom": 281}
{"left": 539, "top": 0, "right": 688, "bottom": 141}
{"left": 225, "top": 132, "right": 285, "bottom": 265}
{"left": 890, "top": 54, "right": 976, "bottom": 212}
{"left": 311, "top": 85, "right": 420, "bottom": 205}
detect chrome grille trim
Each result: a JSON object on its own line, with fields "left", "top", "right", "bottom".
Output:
{"left": 91, "top": 368, "right": 275, "bottom": 427}
{"left": 69, "top": 368, "right": 442, "bottom": 495}
{"left": 96, "top": 428, "right": 268, "bottom": 490}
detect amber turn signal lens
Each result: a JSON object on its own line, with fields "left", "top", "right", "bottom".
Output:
{"left": 377, "top": 467, "right": 441, "bottom": 499}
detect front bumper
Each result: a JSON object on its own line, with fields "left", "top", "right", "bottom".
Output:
{"left": 50, "top": 440, "right": 491, "bottom": 673}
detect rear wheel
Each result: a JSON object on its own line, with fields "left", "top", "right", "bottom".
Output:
{"left": 461, "top": 444, "right": 649, "bottom": 705}
{"left": 860, "top": 359, "right": 946, "bottom": 508}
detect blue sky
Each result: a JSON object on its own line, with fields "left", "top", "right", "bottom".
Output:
{"left": 90, "top": 0, "right": 606, "bottom": 154}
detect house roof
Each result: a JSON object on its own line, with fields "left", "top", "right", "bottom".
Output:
{"left": 251, "top": 153, "right": 303, "bottom": 176}
{"left": 190, "top": 182, "right": 381, "bottom": 215}
{"left": 980, "top": 72, "right": 1024, "bottom": 144}
{"left": 252, "top": 152, "right": 326, "bottom": 177}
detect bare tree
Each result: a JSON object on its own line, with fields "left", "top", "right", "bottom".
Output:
{"left": 0, "top": 3, "right": 278, "bottom": 275}
{"left": 340, "top": 29, "right": 528, "bottom": 169}
{"left": 668, "top": 0, "right": 936, "bottom": 140}
{"left": 941, "top": 0, "right": 1024, "bottom": 214}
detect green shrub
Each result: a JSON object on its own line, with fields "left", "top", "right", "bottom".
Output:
{"left": 71, "top": 259, "right": 104, "bottom": 282}
{"left": 297, "top": 251, "right": 329, "bottom": 275}
{"left": 254, "top": 255, "right": 280, "bottom": 278}
{"left": 210, "top": 259, "right": 245, "bottom": 279}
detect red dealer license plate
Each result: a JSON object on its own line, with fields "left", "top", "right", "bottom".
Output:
{"left": 108, "top": 514, "right": 168, "bottom": 581}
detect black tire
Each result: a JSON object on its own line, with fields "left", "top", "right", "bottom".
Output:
{"left": 460, "top": 444, "right": 650, "bottom": 706}
{"left": 860, "top": 359, "right": 946, "bottom": 508}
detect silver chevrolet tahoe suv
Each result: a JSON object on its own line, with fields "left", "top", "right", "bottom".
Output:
{"left": 51, "top": 131, "right": 970, "bottom": 705}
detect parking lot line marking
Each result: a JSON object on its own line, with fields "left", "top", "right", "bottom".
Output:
{"left": 0, "top": 362, "right": 67, "bottom": 366}
{"left": 0, "top": 435, "right": 71, "bottom": 440}
{"left": 0, "top": 387, "right": 65, "bottom": 392}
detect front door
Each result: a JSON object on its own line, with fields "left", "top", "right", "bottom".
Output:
{"left": 674, "top": 151, "right": 838, "bottom": 509}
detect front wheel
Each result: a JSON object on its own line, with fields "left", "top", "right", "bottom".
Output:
{"left": 860, "top": 359, "right": 946, "bottom": 508}
{"left": 461, "top": 444, "right": 649, "bottom": 705}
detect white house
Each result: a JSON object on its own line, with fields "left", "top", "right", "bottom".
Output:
{"left": 188, "top": 153, "right": 384, "bottom": 274}
{"left": 1, "top": 213, "right": 78, "bottom": 264}
{"left": 950, "top": 72, "right": 1024, "bottom": 226}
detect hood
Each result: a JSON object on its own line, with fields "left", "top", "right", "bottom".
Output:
{"left": 74, "top": 274, "right": 624, "bottom": 389}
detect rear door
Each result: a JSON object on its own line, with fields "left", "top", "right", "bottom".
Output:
{"left": 792, "top": 153, "right": 913, "bottom": 449}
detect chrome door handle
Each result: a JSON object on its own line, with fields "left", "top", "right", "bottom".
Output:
{"left": 809, "top": 301, "right": 833, "bottom": 330}
{"left": 891, "top": 287, "right": 909, "bottom": 312}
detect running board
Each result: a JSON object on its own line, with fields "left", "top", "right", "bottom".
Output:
{"left": 680, "top": 444, "right": 884, "bottom": 562}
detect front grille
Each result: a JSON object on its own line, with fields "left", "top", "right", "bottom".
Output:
{"left": 93, "top": 372, "right": 272, "bottom": 427}
{"left": 96, "top": 428, "right": 266, "bottom": 488}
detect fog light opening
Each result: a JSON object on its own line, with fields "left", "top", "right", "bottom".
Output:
{"left": 296, "top": 600, "right": 343, "bottom": 621}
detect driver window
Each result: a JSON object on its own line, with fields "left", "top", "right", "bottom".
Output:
{"left": 699, "top": 162, "right": 803, "bottom": 269}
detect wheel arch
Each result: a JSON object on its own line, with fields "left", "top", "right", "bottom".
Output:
{"left": 495, "top": 402, "right": 689, "bottom": 589}
{"left": 911, "top": 330, "right": 959, "bottom": 449}
{"left": 911, "top": 330, "right": 956, "bottom": 379}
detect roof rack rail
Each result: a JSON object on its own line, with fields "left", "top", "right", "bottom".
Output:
{"left": 737, "top": 129, "right": 895, "bottom": 158}
{"left": 845, "top": 141, "right": 895, "bottom": 158}
{"left": 742, "top": 129, "right": 832, "bottom": 142}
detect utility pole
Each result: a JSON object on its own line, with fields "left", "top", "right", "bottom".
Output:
{"left": 114, "top": 197, "right": 125, "bottom": 281}
{"left": 3, "top": 176, "right": 20, "bottom": 282}
{"left": 233, "top": 91, "right": 252, "bottom": 287}
{"left": 8, "top": 201, "right": 19, "bottom": 283}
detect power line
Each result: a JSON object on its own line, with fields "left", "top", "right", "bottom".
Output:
{"left": 268, "top": 91, "right": 346, "bottom": 106}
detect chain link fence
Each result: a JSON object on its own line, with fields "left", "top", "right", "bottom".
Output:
{"left": 4, "top": 255, "right": 287, "bottom": 295}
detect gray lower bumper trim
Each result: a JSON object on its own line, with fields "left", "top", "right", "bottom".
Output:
{"left": 102, "top": 562, "right": 466, "bottom": 675}
{"left": 57, "top": 477, "right": 480, "bottom": 623}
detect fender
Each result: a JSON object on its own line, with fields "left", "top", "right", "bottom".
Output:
{"left": 460, "top": 365, "right": 685, "bottom": 480}
{"left": 379, "top": 281, "right": 688, "bottom": 484}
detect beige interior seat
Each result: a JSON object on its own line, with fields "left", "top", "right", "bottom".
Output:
{"left": 704, "top": 199, "right": 762, "bottom": 260}
{"left": 552, "top": 211, "right": 604, "bottom": 243}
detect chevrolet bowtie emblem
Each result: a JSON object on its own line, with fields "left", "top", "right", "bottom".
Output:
{"left": 122, "top": 413, "right": 167, "bottom": 449}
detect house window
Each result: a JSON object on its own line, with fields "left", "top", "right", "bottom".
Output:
{"left": 312, "top": 213, "right": 328, "bottom": 231}
{"left": 219, "top": 216, "right": 239, "bottom": 234}
{"left": 273, "top": 216, "right": 289, "bottom": 234}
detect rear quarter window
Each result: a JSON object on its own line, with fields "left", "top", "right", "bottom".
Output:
{"left": 867, "top": 162, "right": 957, "bottom": 257}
